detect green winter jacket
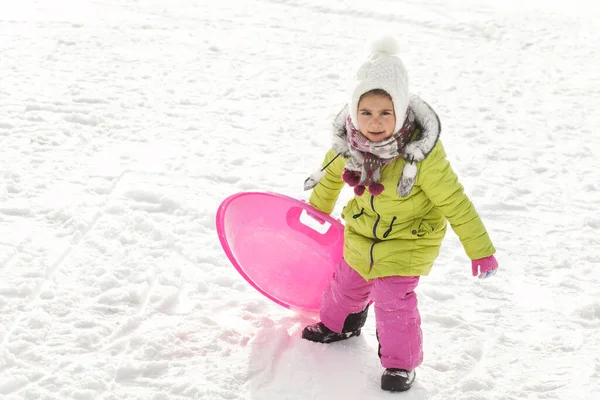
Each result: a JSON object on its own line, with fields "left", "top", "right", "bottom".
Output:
{"left": 308, "top": 95, "right": 495, "bottom": 280}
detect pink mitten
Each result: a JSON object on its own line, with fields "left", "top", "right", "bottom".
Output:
{"left": 471, "top": 255, "right": 498, "bottom": 279}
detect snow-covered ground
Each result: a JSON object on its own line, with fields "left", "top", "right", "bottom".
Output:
{"left": 1, "top": 0, "right": 599, "bottom": 398}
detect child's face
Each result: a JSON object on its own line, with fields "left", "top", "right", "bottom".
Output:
{"left": 357, "top": 94, "right": 396, "bottom": 142}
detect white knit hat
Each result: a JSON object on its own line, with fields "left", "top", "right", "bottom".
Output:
{"left": 349, "top": 37, "right": 409, "bottom": 134}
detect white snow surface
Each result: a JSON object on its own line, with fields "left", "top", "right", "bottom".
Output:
{"left": 1, "top": 0, "right": 600, "bottom": 399}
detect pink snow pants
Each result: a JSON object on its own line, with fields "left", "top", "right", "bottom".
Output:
{"left": 320, "top": 258, "right": 423, "bottom": 370}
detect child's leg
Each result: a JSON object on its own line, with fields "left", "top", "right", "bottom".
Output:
{"left": 372, "top": 276, "right": 422, "bottom": 370}
{"left": 320, "top": 258, "right": 373, "bottom": 333}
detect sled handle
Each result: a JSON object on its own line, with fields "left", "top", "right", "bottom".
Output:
{"left": 285, "top": 206, "right": 341, "bottom": 246}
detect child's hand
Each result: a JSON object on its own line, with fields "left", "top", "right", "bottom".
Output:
{"left": 471, "top": 255, "right": 498, "bottom": 279}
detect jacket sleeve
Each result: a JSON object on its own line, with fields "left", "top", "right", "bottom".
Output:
{"left": 417, "top": 140, "right": 496, "bottom": 260}
{"left": 308, "top": 149, "right": 346, "bottom": 215}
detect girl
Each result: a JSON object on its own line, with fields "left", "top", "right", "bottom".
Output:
{"left": 301, "top": 37, "right": 498, "bottom": 392}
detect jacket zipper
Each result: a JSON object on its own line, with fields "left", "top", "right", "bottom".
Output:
{"left": 371, "top": 195, "right": 380, "bottom": 238}
{"left": 369, "top": 195, "right": 380, "bottom": 270}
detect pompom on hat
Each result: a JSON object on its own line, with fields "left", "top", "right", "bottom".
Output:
{"left": 348, "top": 36, "right": 409, "bottom": 134}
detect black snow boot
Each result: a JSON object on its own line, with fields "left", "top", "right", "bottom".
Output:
{"left": 381, "top": 368, "right": 416, "bottom": 392}
{"left": 301, "top": 306, "right": 369, "bottom": 344}
{"left": 301, "top": 322, "right": 361, "bottom": 343}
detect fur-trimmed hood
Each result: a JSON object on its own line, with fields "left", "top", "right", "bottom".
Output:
{"left": 335, "top": 94, "right": 442, "bottom": 197}
{"left": 331, "top": 94, "right": 441, "bottom": 163}
{"left": 304, "top": 94, "right": 441, "bottom": 197}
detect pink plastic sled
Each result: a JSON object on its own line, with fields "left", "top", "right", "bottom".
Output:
{"left": 216, "top": 192, "right": 344, "bottom": 314}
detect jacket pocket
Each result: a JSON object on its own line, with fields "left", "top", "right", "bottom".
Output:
{"left": 416, "top": 220, "right": 435, "bottom": 237}
{"left": 352, "top": 207, "right": 365, "bottom": 219}
{"left": 382, "top": 216, "right": 397, "bottom": 238}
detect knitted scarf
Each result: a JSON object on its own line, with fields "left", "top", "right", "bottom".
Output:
{"left": 343, "top": 107, "right": 416, "bottom": 196}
